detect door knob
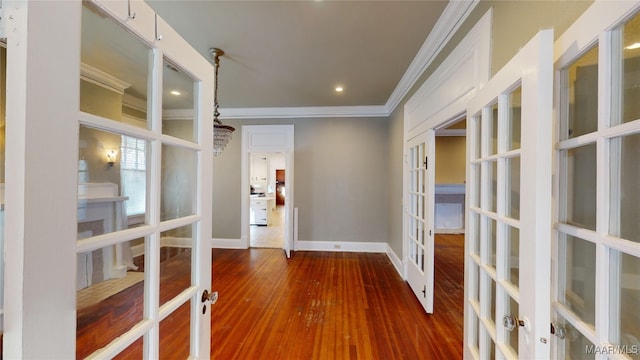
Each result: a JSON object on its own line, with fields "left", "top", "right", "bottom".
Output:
{"left": 503, "top": 315, "right": 525, "bottom": 332}
{"left": 201, "top": 289, "right": 218, "bottom": 304}
{"left": 551, "top": 322, "right": 566, "bottom": 340}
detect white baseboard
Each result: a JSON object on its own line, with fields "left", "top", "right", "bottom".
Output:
{"left": 295, "top": 240, "right": 387, "bottom": 253}
{"left": 133, "top": 238, "right": 408, "bottom": 283}
{"left": 130, "top": 236, "right": 194, "bottom": 258}
{"left": 212, "top": 238, "right": 246, "bottom": 249}
{"left": 385, "top": 244, "right": 404, "bottom": 279}
{"left": 162, "top": 236, "right": 193, "bottom": 248}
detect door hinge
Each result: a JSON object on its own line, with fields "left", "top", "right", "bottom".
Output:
{"left": 421, "top": 285, "right": 426, "bottom": 298}
{"left": 424, "top": 156, "right": 428, "bottom": 169}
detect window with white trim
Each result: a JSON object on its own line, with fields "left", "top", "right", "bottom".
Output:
{"left": 120, "top": 135, "right": 146, "bottom": 216}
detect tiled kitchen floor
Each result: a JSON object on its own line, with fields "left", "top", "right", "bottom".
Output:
{"left": 250, "top": 205, "right": 285, "bottom": 248}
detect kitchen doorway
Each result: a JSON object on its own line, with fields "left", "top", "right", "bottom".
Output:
{"left": 241, "top": 125, "right": 295, "bottom": 257}
{"left": 250, "top": 152, "right": 286, "bottom": 248}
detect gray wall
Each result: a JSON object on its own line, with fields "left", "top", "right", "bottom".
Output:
{"left": 213, "top": 117, "right": 390, "bottom": 243}
{"left": 386, "top": 1, "right": 593, "bottom": 256}
{"left": 213, "top": 1, "right": 594, "bottom": 254}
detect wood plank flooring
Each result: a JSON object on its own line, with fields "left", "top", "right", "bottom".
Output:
{"left": 74, "top": 234, "right": 464, "bottom": 359}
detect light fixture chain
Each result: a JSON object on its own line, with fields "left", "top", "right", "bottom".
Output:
{"left": 212, "top": 48, "right": 222, "bottom": 124}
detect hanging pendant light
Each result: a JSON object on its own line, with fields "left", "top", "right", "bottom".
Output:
{"left": 210, "top": 48, "right": 235, "bottom": 156}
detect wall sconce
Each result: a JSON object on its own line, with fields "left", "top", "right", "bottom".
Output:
{"left": 106, "top": 149, "right": 117, "bottom": 167}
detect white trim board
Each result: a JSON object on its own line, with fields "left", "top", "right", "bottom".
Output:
{"left": 211, "top": 238, "right": 246, "bottom": 249}
{"left": 404, "top": 9, "right": 491, "bottom": 139}
{"left": 386, "top": 244, "right": 404, "bottom": 278}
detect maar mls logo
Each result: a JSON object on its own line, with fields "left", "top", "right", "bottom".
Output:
{"left": 585, "top": 344, "right": 640, "bottom": 356}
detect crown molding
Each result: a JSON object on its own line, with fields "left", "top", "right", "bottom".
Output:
{"left": 385, "top": 0, "right": 479, "bottom": 114}
{"left": 80, "top": 63, "right": 131, "bottom": 94}
{"left": 220, "top": 105, "right": 389, "bottom": 119}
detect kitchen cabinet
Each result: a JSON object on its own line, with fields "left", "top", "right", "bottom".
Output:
{"left": 250, "top": 153, "right": 268, "bottom": 191}
{"left": 250, "top": 196, "right": 275, "bottom": 225}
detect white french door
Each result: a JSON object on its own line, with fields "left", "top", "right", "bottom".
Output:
{"left": 3, "top": 0, "right": 214, "bottom": 357}
{"left": 405, "top": 130, "right": 435, "bottom": 313}
{"left": 552, "top": 2, "right": 640, "bottom": 359}
{"left": 73, "top": 1, "right": 214, "bottom": 358}
{"left": 465, "top": 29, "right": 554, "bottom": 359}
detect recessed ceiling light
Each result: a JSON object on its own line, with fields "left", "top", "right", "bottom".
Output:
{"left": 170, "top": 90, "right": 181, "bottom": 96}
{"left": 626, "top": 42, "right": 640, "bottom": 50}
{"left": 335, "top": 86, "right": 344, "bottom": 93}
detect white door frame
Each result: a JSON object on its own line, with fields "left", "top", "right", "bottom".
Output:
{"left": 241, "top": 125, "right": 295, "bottom": 257}
{"left": 2, "top": 1, "right": 214, "bottom": 357}
{"left": 402, "top": 9, "right": 491, "bottom": 290}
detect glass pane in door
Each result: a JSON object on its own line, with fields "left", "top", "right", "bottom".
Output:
{"left": 469, "top": 212, "right": 480, "bottom": 255}
{"left": 78, "top": 126, "right": 149, "bottom": 237}
{"left": 161, "top": 145, "right": 196, "bottom": 221}
{"left": 508, "top": 86, "right": 522, "bottom": 151}
{"left": 562, "top": 143, "right": 597, "bottom": 231}
{"left": 506, "top": 156, "right": 520, "bottom": 220}
{"left": 556, "top": 315, "right": 596, "bottom": 359}
{"left": 507, "top": 226, "right": 520, "bottom": 288}
{"left": 80, "top": 3, "right": 150, "bottom": 129}
{"left": 484, "top": 161, "right": 497, "bottom": 213}
{"left": 560, "top": 234, "right": 596, "bottom": 328}
{"left": 159, "top": 224, "right": 193, "bottom": 306}
{"left": 486, "top": 103, "right": 498, "bottom": 156}
{"left": 162, "top": 58, "right": 196, "bottom": 142}
{"left": 487, "top": 218, "right": 497, "bottom": 269}
{"left": 609, "top": 251, "right": 640, "bottom": 352}
{"left": 622, "top": 14, "right": 640, "bottom": 124}
{"left": 611, "top": 133, "right": 640, "bottom": 244}
{"left": 563, "top": 46, "right": 598, "bottom": 139}
{"left": 159, "top": 302, "right": 191, "bottom": 359}
{"left": 507, "top": 295, "right": 519, "bottom": 354}
{"left": 76, "top": 239, "right": 146, "bottom": 358}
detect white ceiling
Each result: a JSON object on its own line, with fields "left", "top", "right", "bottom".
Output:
{"left": 144, "top": 0, "right": 455, "bottom": 117}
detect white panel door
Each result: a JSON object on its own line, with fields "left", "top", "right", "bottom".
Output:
{"left": 405, "top": 129, "right": 435, "bottom": 313}
{"left": 465, "top": 29, "right": 553, "bottom": 359}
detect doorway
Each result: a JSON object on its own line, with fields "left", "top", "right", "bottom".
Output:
{"left": 241, "top": 125, "right": 295, "bottom": 257}
{"left": 249, "top": 152, "right": 286, "bottom": 248}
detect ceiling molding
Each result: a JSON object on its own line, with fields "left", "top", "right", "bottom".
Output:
{"left": 80, "top": 63, "right": 131, "bottom": 94}
{"left": 384, "top": 0, "right": 479, "bottom": 114}
{"left": 219, "top": 0, "right": 478, "bottom": 120}
{"left": 162, "top": 109, "right": 194, "bottom": 121}
{"left": 220, "top": 105, "right": 390, "bottom": 119}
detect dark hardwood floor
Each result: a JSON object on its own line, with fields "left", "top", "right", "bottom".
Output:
{"left": 75, "top": 234, "right": 465, "bottom": 359}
